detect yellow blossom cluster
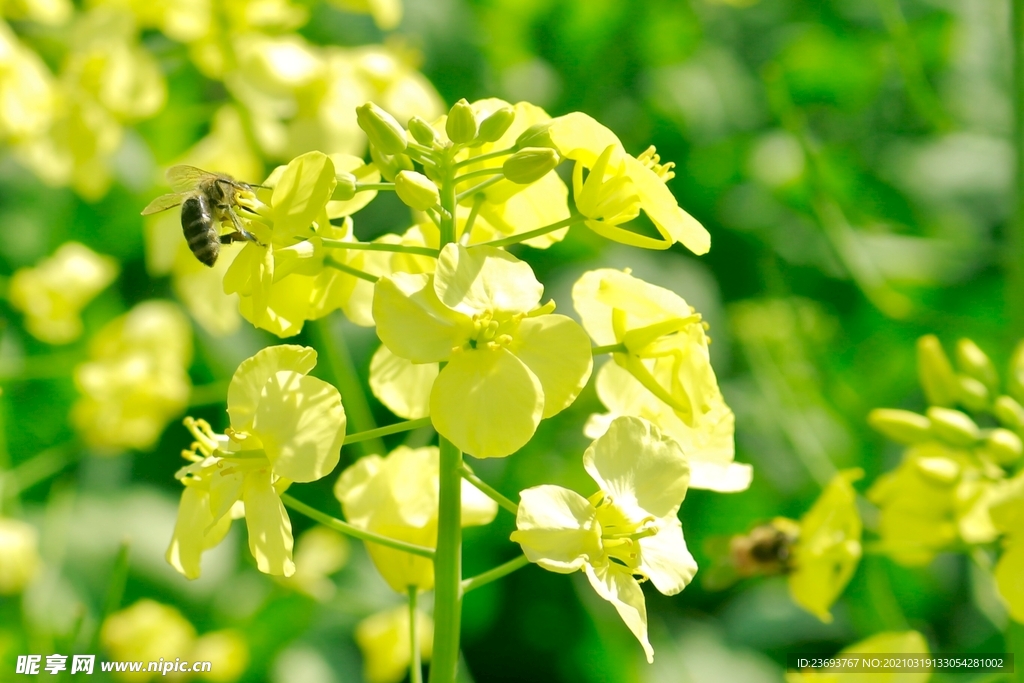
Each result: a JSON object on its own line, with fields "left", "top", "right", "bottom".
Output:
{"left": 868, "top": 335, "right": 1024, "bottom": 621}
{"left": 71, "top": 301, "right": 192, "bottom": 450}
{"left": 101, "top": 599, "right": 248, "bottom": 682}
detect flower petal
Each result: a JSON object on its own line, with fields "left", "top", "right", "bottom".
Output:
{"left": 373, "top": 273, "right": 472, "bottom": 363}
{"left": 430, "top": 348, "right": 543, "bottom": 458}
{"left": 368, "top": 344, "right": 438, "bottom": 419}
{"left": 789, "top": 469, "right": 863, "bottom": 622}
{"left": 433, "top": 244, "right": 543, "bottom": 316}
{"left": 227, "top": 345, "right": 318, "bottom": 432}
{"left": 513, "top": 314, "right": 593, "bottom": 418}
{"left": 241, "top": 469, "right": 295, "bottom": 577}
{"left": 511, "top": 485, "right": 600, "bottom": 572}
{"left": 583, "top": 562, "right": 654, "bottom": 663}
{"left": 995, "top": 539, "right": 1024, "bottom": 623}
{"left": 583, "top": 416, "right": 689, "bottom": 519}
{"left": 625, "top": 155, "right": 710, "bottom": 256}
{"left": 166, "top": 487, "right": 231, "bottom": 580}
{"left": 271, "top": 151, "right": 337, "bottom": 238}
{"left": 637, "top": 521, "right": 698, "bottom": 596}
{"left": 253, "top": 371, "right": 346, "bottom": 482}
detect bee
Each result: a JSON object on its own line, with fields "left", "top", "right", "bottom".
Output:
{"left": 141, "top": 165, "right": 262, "bottom": 267}
{"left": 701, "top": 519, "right": 800, "bottom": 590}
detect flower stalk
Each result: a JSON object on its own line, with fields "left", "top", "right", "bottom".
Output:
{"left": 429, "top": 151, "right": 465, "bottom": 683}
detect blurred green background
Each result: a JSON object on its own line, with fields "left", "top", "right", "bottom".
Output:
{"left": 0, "top": 0, "right": 1019, "bottom": 681}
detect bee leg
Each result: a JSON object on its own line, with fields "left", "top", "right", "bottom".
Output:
{"left": 224, "top": 208, "right": 264, "bottom": 246}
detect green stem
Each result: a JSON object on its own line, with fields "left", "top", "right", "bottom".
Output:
{"left": 188, "top": 381, "right": 229, "bottom": 407}
{"left": 455, "top": 167, "right": 504, "bottom": 184}
{"left": 475, "top": 216, "right": 581, "bottom": 249}
{"left": 343, "top": 417, "right": 432, "bottom": 446}
{"left": 1009, "top": 620, "right": 1024, "bottom": 683}
{"left": 455, "top": 176, "right": 504, "bottom": 203}
{"left": 0, "top": 352, "right": 82, "bottom": 382}
{"left": 458, "top": 466, "right": 518, "bottom": 515}
{"left": 874, "top": 0, "right": 951, "bottom": 132}
{"left": 320, "top": 239, "right": 439, "bottom": 258}
{"left": 1, "top": 443, "right": 79, "bottom": 502}
{"left": 460, "top": 195, "right": 486, "bottom": 246}
{"left": 429, "top": 151, "right": 463, "bottom": 683}
{"left": 461, "top": 555, "right": 530, "bottom": 593}
{"left": 409, "top": 587, "right": 423, "bottom": 683}
{"left": 281, "top": 494, "right": 435, "bottom": 559}
{"left": 454, "top": 147, "right": 516, "bottom": 169}
{"left": 1012, "top": 0, "right": 1024, "bottom": 339}
{"left": 324, "top": 257, "right": 379, "bottom": 283}
{"left": 591, "top": 342, "right": 627, "bottom": 356}
{"left": 309, "top": 317, "right": 388, "bottom": 457}
{"left": 89, "top": 540, "right": 131, "bottom": 651}
{"left": 429, "top": 436, "right": 463, "bottom": 683}
{"left": 356, "top": 183, "right": 395, "bottom": 193}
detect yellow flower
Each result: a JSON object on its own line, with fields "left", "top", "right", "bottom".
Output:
{"left": 573, "top": 268, "right": 724, "bottom": 432}
{"left": 868, "top": 442, "right": 1000, "bottom": 566}
{"left": 989, "top": 472, "right": 1024, "bottom": 621}
{"left": 71, "top": 301, "right": 191, "bottom": 450}
{"left": 511, "top": 417, "right": 697, "bottom": 663}
{"left": 334, "top": 445, "right": 497, "bottom": 592}
{"left": 9, "top": 241, "right": 118, "bottom": 344}
{"left": 585, "top": 359, "right": 750, "bottom": 493}
{"left": 224, "top": 151, "right": 389, "bottom": 337}
{"left": 785, "top": 631, "right": 930, "bottom": 683}
{"left": 368, "top": 345, "right": 437, "bottom": 420}
{"left": 279, "top": 526, "right": 350, "bottom": 601}
{"left": 0, "top": 517, "right": 41, "bottom": 594}
{"left": 0, "top": 20, "right": 56, "bottom": 142}
{"left": 373, "top": 243, "right": 593, "bottom": 457}
{"left": 355, "top": 606, "right": 433, "bottom": 683}
{"left": 788, "top": 469, "right": 863, "bottom": 623}
{"left": 101, "top": 600, "right": 196, "bottom": 682}
{"left": 546, "top": 112, "right": 710, "bottom": 253}
{"left": 167, "top": 345, "right": 346, "bottom": 579}
{"left": 101, "top": 600, "right": 248, "bottom": 682}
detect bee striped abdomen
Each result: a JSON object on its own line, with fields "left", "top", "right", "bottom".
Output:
{"left": 180, "top": 194, "right": 220, "bottom": 267}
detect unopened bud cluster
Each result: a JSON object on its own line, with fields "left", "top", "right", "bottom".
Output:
{"left": 868, "top": 335, "right": 1024, "bottom": 466}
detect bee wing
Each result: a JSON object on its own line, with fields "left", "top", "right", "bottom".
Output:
{"left": 166, "top": 165, "right": 214, "bottom": 192}
{"left": 141, "top": 192, "right": 189, "bottom": 215}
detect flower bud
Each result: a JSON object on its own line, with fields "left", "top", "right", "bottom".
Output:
{"left": 926, "top": 406, "right": 980, "bottom": 447}
{"left": 867, "top": 409, "right": 931, "bottom": 444}
{"left": 369, "top": 145, "right": 414, "bottom": 182}
{"left": 408, "top": 116, "right": 438, "bottom": 146}
{"left": 917, "top": 335, "right": 958, "bottom": 407}
{"left": 477, "top": 106, "right": 515, "bottom": 143}
{"left": 515, "top": 122, "right": 555, "bottom": 150}
{"left": 994, "top": 395, "right": 1024, "bottom": 430}
{"left": 502, "top": 147, "right": 560, "bottom": 184}
{"left": 956, "top": 375, "right": 990, "bottom": 413}
{"left": 333, "top": 171, "right": 358, "bottom": 201}
{"left": 446, "top": 99, "right": 478, "bottom": 144}
{"left": 981, "top": 428, "right": 1023, "bottom": 466}
{"left": 955, "top": 339, "right": 999, "bottom": 394}
{"left": 356, "top": 102, "right": 408, "bottom": 155}
{"left": 395, "top": 171, "right": 440, "bottom": 211}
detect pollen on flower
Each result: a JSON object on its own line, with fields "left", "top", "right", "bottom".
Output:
{"left": 637, "top": 146, "right": 675, "bottom": 181}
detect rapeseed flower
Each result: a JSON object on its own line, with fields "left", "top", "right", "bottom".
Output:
{"left": 71, "top": 301, "right": 191, "bottom": 450}
{"left": 511, "top": 417, "right": 698, "bottom": 662}
{"left": 9, "top": 241, "right": 118, "bottom": 344}
{"left": 167, "top": 345, "right": 346, "bottom": 578}
{"left": 373, "top": 243, "right": 592, "bottom": 457}
{"left": 334, "top": 445, "right": 497, "bottom": 591}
